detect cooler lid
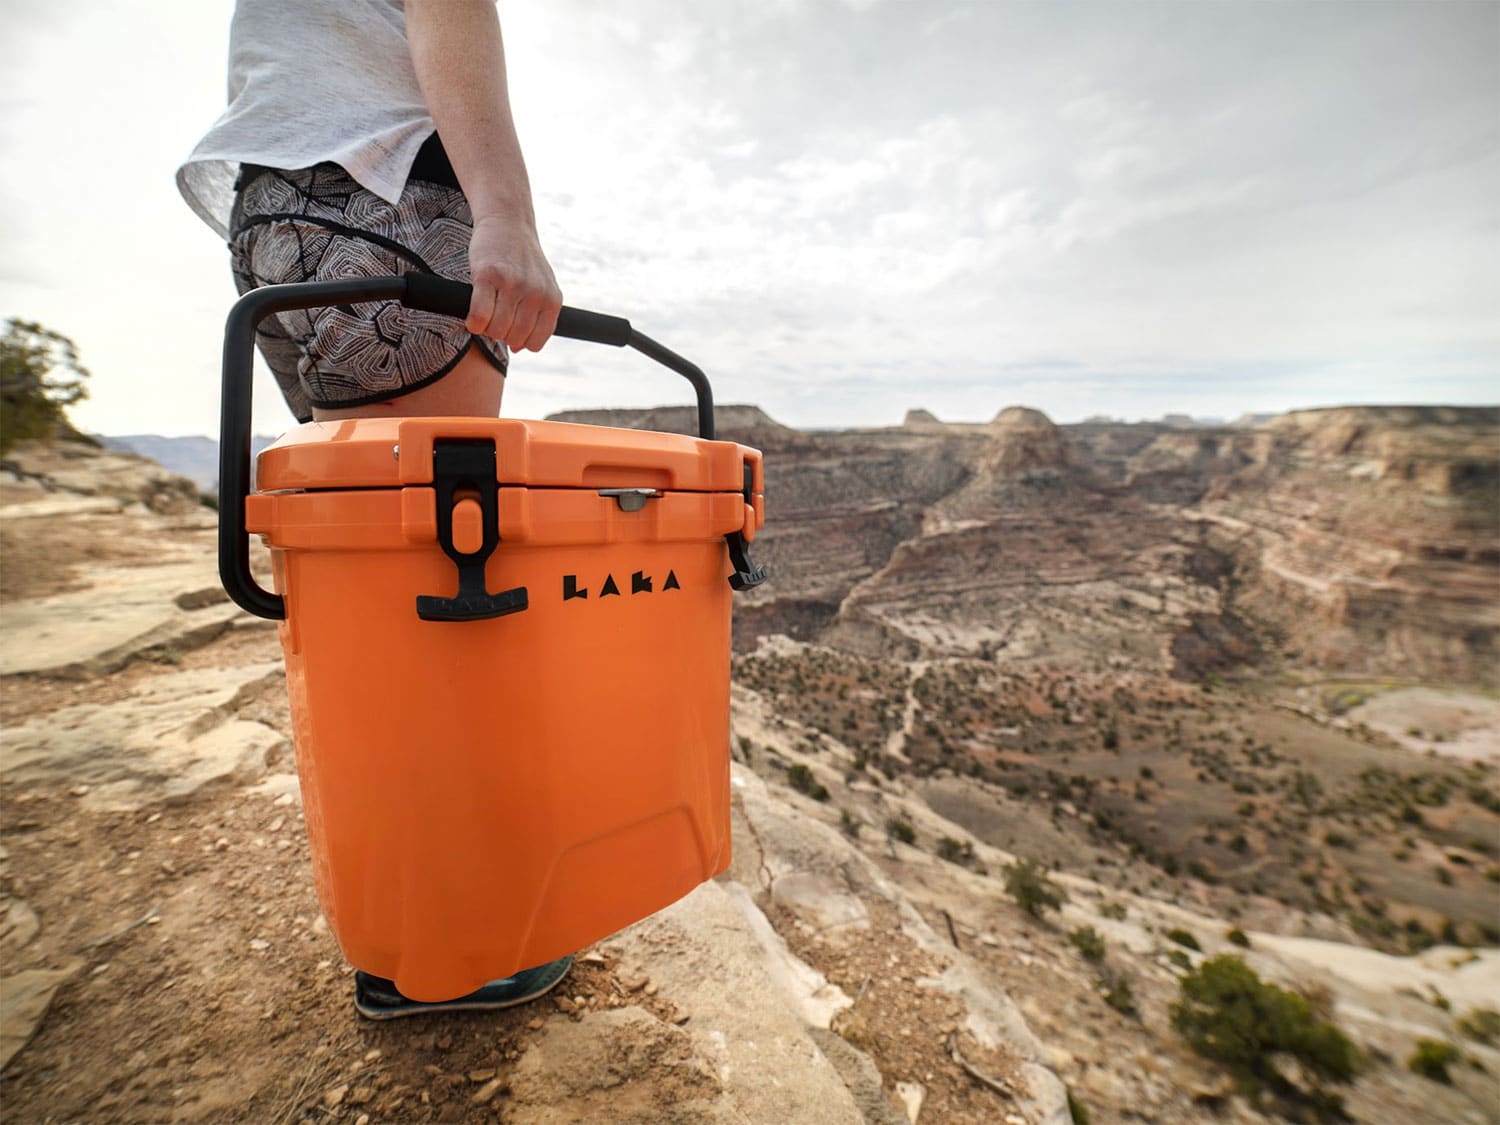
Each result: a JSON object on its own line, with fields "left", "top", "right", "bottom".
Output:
{"left": 255, "top": 416, "right": 754, "bottom": 494}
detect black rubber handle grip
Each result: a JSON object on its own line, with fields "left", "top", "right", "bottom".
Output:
{"left": 401, "top": 272, "right": 633, "bottom": 347}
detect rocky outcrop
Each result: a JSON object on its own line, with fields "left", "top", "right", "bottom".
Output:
{"left": 1188, "top": 407, "right": 1500, "bottom": 684}
{"left": 743, "top": 402, "right": 1497, "bottom": 685}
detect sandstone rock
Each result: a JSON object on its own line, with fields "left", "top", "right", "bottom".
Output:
{"left": 0, "top": 962, "right": 81, "bottom": 1070}
{"left": 771, "top": 871, "right": 870, "bottom": 933}
{"left": 0, "top": 663, "right": 286, "bottom": 810}
{"left": 604, "top": 881, "right": 863, "bottom": 1123}
{"left": 0, "top": 898, "right": 40, "bottom": 949}
{"left": 893, "top": 1079, "right": 925, "bottom": 1122}
{"left": 0, "top": 566, "right": 249, "bottom": 678}
{"left": 508, "top": 1006, "right": 732, "bottom": 1124}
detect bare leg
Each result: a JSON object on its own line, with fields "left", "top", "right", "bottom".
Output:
{"left": 312, "top": 346, "right": 504, "bottom": 422}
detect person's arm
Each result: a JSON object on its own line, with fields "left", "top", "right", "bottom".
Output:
{"left": 405, "top": 0, "right": 561, "bottom": 352}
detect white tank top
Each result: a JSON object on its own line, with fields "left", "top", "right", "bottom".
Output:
{"left": 177, "top": 0, "right": 443, "bottom": 238}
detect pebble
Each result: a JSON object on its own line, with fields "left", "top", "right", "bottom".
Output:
{"left": 348, "top": 1086, "right": 373, "bottom": 1105}
{"left": 69, "top": 785, "right": 90, "bottom": 797}
{"left": 468, "top": 1069, "right": 495, "bottom": 1082}
{"left": 572, "top": 994, "right": 588, "bottom": 1008}
{"left": 323, "top": 1084, "right": 348, "bottom": 1109}
{"left": 470, "top": 1078, "right": 505, "bottom": 1106}
{"left": 423, "top": 1065, "right": 444, "bottom": 1078}
{"left": 355, "top": 1117, "right": 370, "bottom": 1125}
{"left": 213, "top": 837, "right": 230, "bottom": 851}
{"left": 554, "top": 996, "right": 576, "bottom": 1014}
{"left": 527, "top": 1018, "right": 543, "bottom": 1031}
{"left": 580, "top": 951, "right": 606, "bottom": 965}
{"left": 363, "top": 1049, "right": 382, "bottom": 1062}
{"left": 249, "top": 939, "right": 269, "bottom": 952}
{"left": 644, "top": 982, "right": 659, "bottom": 996}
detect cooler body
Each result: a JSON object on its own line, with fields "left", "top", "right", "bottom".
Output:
{"left": 245, "top": 416, "right": 764, "bottom": 1001}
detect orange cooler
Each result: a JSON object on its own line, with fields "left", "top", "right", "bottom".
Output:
{"left": 219, "top": 275, "right": 766, "bottom": 1001}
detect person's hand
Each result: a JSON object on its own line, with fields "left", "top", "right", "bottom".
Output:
{"left": 465, "top": 215, "right": 562, "bottom": 352}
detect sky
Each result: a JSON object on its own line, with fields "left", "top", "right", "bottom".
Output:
{"left": 2, "top": 0, "right": 1496, "bottom": 438}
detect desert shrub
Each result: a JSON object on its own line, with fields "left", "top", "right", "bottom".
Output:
{"left": 1167, "top": 948, "right": 1192, "bottom": 970}
{"left": 936, "top": 836, "right": 985, "bottom": 872}
{"left": 1003, "top": 859, "right": 1067, "bottom": 918}
{"left": 1457, "top": 1008, "right": 1500, "bottom": 1045}
{"left": 785, "top": 763, "right": 829, "bottom": 801}
{"left": 839, "top": 808, "right": 861, "bottom": 838}
{"left": 1165, "top": 928, "right": 1201, "bottom": 951}
{"left": 1407, "top": 1039, "right": 1460, "bottom": 1083}
{"left": 1068, "top": 926, "right": 1106, "bottom": 961}
{"left": 1098, "top": 901, "right": 1127, "bottom": 921}
{"left": 1101, "top": 971, "right": 1136, "bottom": 1016}
{"left": 885, "top": 816, "right": 916, "bottom": 845}
{"left": 1171, "top": 955, "right": 1359, "bottom": 1113}
{"left": 1066, "top": 1086, "right": 1091, "bottom": 1124}
{"left": 1225, "top": 927, "right": 1251, "bottom": 948}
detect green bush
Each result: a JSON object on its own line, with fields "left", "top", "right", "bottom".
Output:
{"left": 1068, "top": 926, "right": 1106, "bottom": 961}
{"left": 1003, "top": 859, "right": 1067, "bottom": 918}
{"left": 935, "top": 836, "right": 985, "bottom": 872}
{"left": 885, "top": 816, "right": 916, "bottom": 845}
{"left": 1165, "top": 928, "right": 1201, "bottom": 951}
{"left": 786, "top": 763, "right": 829, "bottom": 801}
{"left": 1407, "top": 1039, "right": 1460, "bottom": 1083}
{"left": 1066, "top": 1086, "right": 1091, "bottom": 1125}
{"left": 1101, "top": 971, "right": 1136, "bottom": 1016}
{"left": 0, "top": 319, "right": 92, "bottom": 455}
{"left": 1457, "top": 1007, "right": 1500, "bottom": 1045}
{"left": 1171, "top": 955, "right": 1359, "bottom": 1111}
{"left": 1225, "top": 927, "right": 1251, "bottom": 948}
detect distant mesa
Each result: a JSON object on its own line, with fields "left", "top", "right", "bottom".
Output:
{"left": 546, "top": 403, "right": 795, "bottom": 440}
{"left": 989, "top": 406, "right": 1055, "bottom": 430}
{"left": 980, "top": 406, "right": 1074, "bottom": 475}
{"left": 902, "top": 409, "right": 946, "bottom": 430}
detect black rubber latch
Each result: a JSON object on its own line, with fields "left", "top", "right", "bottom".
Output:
{"left": 416, "top": 439, "right": 529, "bottom": 622}
{"left": 725, "top": 462, "right": 768, "bottom": 592}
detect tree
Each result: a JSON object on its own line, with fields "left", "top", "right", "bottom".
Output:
{"left": 1172, "top": 955, "right": 1359, "bottom": 1118}
{"left": 1, "top": 319, "right": 92, "bottom": 455}
{"left": 1003, "top": 859, "right": 1067, "bottom": 918}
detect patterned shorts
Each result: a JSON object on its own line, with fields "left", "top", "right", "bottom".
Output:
{"left": 229, "top": 163, "right": 507, "bottom": 422}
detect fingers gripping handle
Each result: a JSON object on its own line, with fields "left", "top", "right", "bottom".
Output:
{"left": 401, "top": 272, "right": 633, "bottom": 347}
{"left": 401, "top": 273, "right": 715, "bottom": 441}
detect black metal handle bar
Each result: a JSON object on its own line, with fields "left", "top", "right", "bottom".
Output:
{"left": 219, "top": 274, "right": 717, "bottom": 620}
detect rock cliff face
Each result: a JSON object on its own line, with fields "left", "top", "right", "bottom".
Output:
{"left": 722, "top": 404, "right": 1498, "bottom": 687}
{"left": 1186, "top": 407, "right": 1499, "bottom": 684}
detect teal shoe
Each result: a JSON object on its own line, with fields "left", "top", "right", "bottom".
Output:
{"left": 353, "top": 955, "right": 573, "bottom": 1020}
